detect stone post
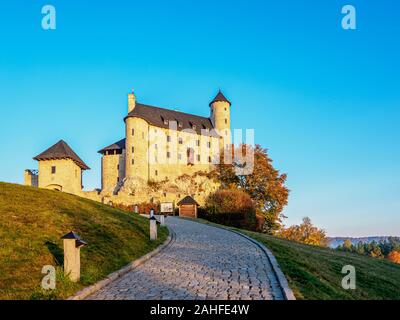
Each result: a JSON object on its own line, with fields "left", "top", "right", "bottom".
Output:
{"left": 160, "top": 215, "right": 165, "bottom": 226}
{"left": 61, "top": 231, "right": 87, "bottom": 282}
{"left": 150, "top": 216, "right": 157, "bottom": 241}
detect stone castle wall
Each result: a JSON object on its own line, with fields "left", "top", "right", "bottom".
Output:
{"left": 38, "top": 159, "right": 82, "bottom": 194}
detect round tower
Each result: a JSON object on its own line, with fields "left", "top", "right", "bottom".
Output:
{"left": 125, "top": 91, "right": 149, "bottom": 182}
{"left": 209, "top": 90, "right": 232, "bottom": 149}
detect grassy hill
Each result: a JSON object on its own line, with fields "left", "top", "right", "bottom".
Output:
{"left": 244, "top": 230, "right": 400, "bottom": 300}
{"left": 0, "top": 182, "right": 168, "bottom": 300}
{"left": 192, "top": 218, "right": 400, "bottom": 300}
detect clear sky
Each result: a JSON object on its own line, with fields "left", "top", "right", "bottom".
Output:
{"left": 0, "top": 0, "right": 399, "bottom": 237}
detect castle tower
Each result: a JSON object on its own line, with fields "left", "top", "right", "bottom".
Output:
{"left": 209, "top": 90, "right": 231, "bottom": 149}
{"left": 124, "top": 90, "right": 149, "bottom": 182}
{"left": 33, "top": 140, "right": 90, "bottom": 194}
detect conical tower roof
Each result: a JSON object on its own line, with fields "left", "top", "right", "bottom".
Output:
{"left": 209, "top": 90, "right": 231, "bottom": 106}
{"left": 33, "top": 140, "right": 90, "bottom": 170}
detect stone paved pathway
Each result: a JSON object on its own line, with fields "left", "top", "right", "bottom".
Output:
{"left": 87, "top": 217, "right": 285, "bottom": 300}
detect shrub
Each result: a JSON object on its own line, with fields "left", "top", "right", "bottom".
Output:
{"left": 278, "top": 217, "right": 328, "bottom": 247}
{"left": 387, "top": 251, "right": 400, "bottom": 264}
{"left": 202, "top": 189, "right": 257, "bottom": 231}
{"left": 137, "top": 202, "right": 160, "bottom": 215}
{"left": 112, "top": 202, "right": 160, "bottom": 215}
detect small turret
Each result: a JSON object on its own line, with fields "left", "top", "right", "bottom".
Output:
{"left": 209, "top": 90, "right": 231, "bottom": 148}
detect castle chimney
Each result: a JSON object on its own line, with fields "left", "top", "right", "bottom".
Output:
{"left": 128, "top": 89, "right": 136, "bottom": 113}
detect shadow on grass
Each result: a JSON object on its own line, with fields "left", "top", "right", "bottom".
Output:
{"left": 45, "top": 241, "right": 64, "bottom": 266}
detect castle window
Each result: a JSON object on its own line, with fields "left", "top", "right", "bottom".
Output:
{"left": 207, "top": 141, "right": 211, "bottom": 148}
{"left": 178, "top": 137, "right": 183, "bottom": 144}
{"left": 155, "top": 170, "right": 158, "bottom": 176}
{"left": 187, "top": 148, "right": 194, "bottom": 165}
{"left": 117, "top": 164, "right": 119, "bottom": 170}
{"left": 132, "top": 146, "right": 134, "bottom": 153}
{"left": 117, "top": 177, "right": 119, "bottom": 183}
{"left": 167, "top": 152, "right": 171, "bottom": 158}
{"left": 178, "top": 153, "right": 182, "bottom": 160}
{"left": 202, "top": 124, "right": 206, "bottom": 129}
{"left": 163, "top": 192, "right": 167, "bottom": 197}
{"left": 132, "top": 159, "right": 134, "bottom": 165}
{"left": 208, "top": 156, "right": 212, "bottom": 163}
{"left": 225, "top": 108, "right": 227, "bottom": 111}
{"left": 196, "top": 140, "right": 200, "bottom": 147}
{"left": 197, "top": 155, "right": 200, "bottom": 162}
{"left": 51, "top": 166, "right": 56, "bottom": 174}
{"left": 167, "top": 136, "right": 171, "bottom": 142}
{"left": 225, "top": 118, "right": 227, "bottom": 124}
{"left": 131, "top": 129, "right": 135, "bottom": 136}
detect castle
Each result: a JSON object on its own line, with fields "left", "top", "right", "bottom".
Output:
{"left": 25, "top": 90, "right": 233, "bottom": 208}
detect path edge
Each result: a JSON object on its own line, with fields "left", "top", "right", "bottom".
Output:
{"left": 184, "top": 218, "right": 296, "bottom": 301}
{"left": 228, "top": 229, "right": 296, "bottom": 300}
{"left": 67, "top": 226, "right": 175, "bottom": 300}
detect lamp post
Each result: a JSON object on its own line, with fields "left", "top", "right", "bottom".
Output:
{"left": 149, "top": 209, "right": 157, "bottom": 241}
{"left": 61, "top": 231, "right": 87, "bottom": 282}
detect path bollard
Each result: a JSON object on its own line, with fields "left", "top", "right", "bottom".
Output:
{"left": 160, "top": 215, "right": 165, "bottom": 226}
{"left": 61, "top": 231, "right": 87, "bottom": 282}
{"left": 150, "top": 216, "right": 158, "bottom": 241}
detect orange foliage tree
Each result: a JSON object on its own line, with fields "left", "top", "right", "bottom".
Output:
{"left": 387, "top": 251, "right": 400, "bottom": 264}
{"left": 278, "top": 217, "right": 329, "bottom": 247}
{"left": 215, "top": 145, "right": 289, "bottom": 234}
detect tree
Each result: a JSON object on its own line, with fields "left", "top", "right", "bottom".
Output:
{"left": 387, "top": 251, "right": 400, "bottom": 264}
{"left": 343, "top": 239, "right": 353, "bottom": 251}
{"left": 204, "top": 189, "right": 257, "bottom": 231}
{"left": 278, "top": 217, "right": 329, "bottom": 247}
{"left": 215, "top": 145, "right": 289, "bottom": 234}
{"left": 368, "top": 242, "right": 384, "bottom": 259}
{"left": 356, "top": 241, "right": 365, "bottom": 255}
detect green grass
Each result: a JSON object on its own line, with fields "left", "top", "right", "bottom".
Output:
{"left": 188, "top": 218, "right": 400, "bottom": 300}
{"left": 0, "top": 182, "right": 168, "bottom": 300}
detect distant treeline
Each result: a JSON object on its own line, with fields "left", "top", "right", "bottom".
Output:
{"left": 336, "top": 237, "right": 400, "bottom": 260}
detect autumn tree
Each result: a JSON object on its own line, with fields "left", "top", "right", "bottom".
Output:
{"left": 387, "top": 251, "right": 400, "bottom": 264}
{"left": 204, "top": 189, "right": 257, "bottom": 231}
{"left": 343, "top": 239, "right": 353, "bottom": 251}
{"left": 215, "top": 144, "right": 289, "bottom": 234}
{"left": 278, "top": 217, "right": 329, "bottom": 247}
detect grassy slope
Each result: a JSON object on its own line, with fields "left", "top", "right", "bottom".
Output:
{"left": 191, "top": 218, "right": 400, "bottom": 300}
{"left": 0, "top": 182, "right": 168, "bottom": 300}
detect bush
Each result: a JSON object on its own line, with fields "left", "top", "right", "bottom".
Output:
{"left": 111, "top": 202, "right": 160, "bottom": 215}
{"left": 278, "top": 217, "right": 328, "bottom": 247}
{"left": 137, "top": 202, "right": 160, "bottom": 215}
{"left": 387, "top": 251, "right": 400, "bottom": 264}
{"left": 201, "top": 189, "right": 257, "bottom": 231}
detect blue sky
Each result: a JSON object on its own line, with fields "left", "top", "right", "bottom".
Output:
{"left": 0, "top": 0, "right": 399, "bottom": 237}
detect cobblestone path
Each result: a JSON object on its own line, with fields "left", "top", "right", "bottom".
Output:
{"left": 87, "top": 217, "right": 285, "bottom": 300}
